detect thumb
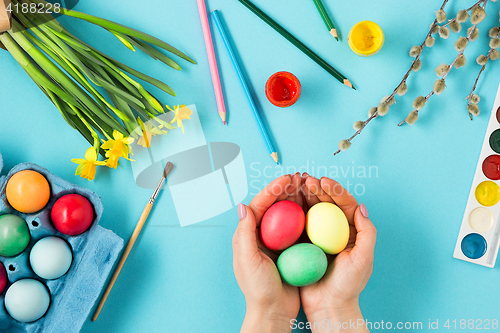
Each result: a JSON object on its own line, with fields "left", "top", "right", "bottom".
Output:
{"left": 353, "top": 203, "right": 377, "bottom": 258}
{"left": 236, "top": 203, "right": 260, "bottom": 264}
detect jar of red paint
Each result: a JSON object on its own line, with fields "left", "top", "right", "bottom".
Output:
{"left": 265, "top": 71, "right": 301, "bottom": 107}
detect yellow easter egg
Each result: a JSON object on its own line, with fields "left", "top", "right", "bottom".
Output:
{"left": 306, "top": 202, "right": 349, "bottom": 254}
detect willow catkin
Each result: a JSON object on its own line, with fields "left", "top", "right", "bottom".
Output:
{"left": 450, "top": 21, "right": 461, "bottom": 33}
{"left": 470, "top": 7, "right": 486, "bottom": 25}
{"left": 353, "top": 121, "right": 365, "bottom": 131}
{"left": 490, "top": 38, "right": 500, "bottom": 49}
{"left": 413, "top": 96, "right": 426, "bottom": 110}
{"left": 381, "top": 95, "right": 396, "bottom": 106}
{"left": 436, "top": 9, "right": 447, "bottom": 23}
{"left": 468, "top": 27, "right": 479, "bottom": 41}
{"left": 435, "top": 63, "right": 449, "bottom": 77}
{"left": 396, "top": 81, "right": 408, "bottom": 96}
{"left": 477, "top": 54, "right": 489, "bottom": 66}
{"left": 339, "top": 140, "right": 351, "bottom": 151}
{"left": 439, "top": 26, "right": 450, "bottom": 39}
{"left": 412, "top": 59, "right": 422, "bottom": 72}
{"left": 425, "top": 36, "right": 435, "bottom": 47}
{"left": 468, "top": 103, "right": 480, "bottom": 116}
{"left": 455, "top": 54, "right": 466, "bottom": 68}
{"left": 456, "top": 10, "right": 469, "bottom": 23}
{"left": 433, "top": 79, "right": 446, "bottom": 95}
{"left": 455, "top": 37, "right": 468, "bottom": 51}
{"left": 431, "top": 23, "right": 439, "bottom": 34}
{"left": 490, "top": 49, "right": 500, "bottom": 61}
{"left": 489, "top": 27, "right": 500, "bottom": 38}
{"left": 409, "top": 45, "right": 422, "bottom": 57}
{"left": 406, "top": 110, "right": 419, "bottom": 125}
{"left": 469, "top": 94, "right": 480, "bottom": 104}
{"left": 377, "top": 102, "right": 390, "bottom": 116}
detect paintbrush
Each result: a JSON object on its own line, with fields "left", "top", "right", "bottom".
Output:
{"left": 92, "top": 162, "right": 174, "bottom": 321}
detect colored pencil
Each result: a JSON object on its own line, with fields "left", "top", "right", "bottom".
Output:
{"left": 237, "top": 0, "right": 354, "bottom": 89}
{"left": 211, "top": 10, "right": 279, "bottom": 164}
{"left": 196, "top": 0, "right": 227, "bottom": 125}
{"left": 312, "top": 0, "right": 339, "bottom": 40}
{"left": 92, "top": 162, "right": 174, "bottom": 321}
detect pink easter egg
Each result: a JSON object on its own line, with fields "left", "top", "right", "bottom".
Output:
{"left": 260, "top": 200, "right": 305, "bottom": 251}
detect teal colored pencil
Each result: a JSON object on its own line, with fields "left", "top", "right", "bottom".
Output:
{"left": 211, "top": 10, "right": 279, "bottom": 164}
{"left": 312, "top": 0, "right": 339, "bottom": 40}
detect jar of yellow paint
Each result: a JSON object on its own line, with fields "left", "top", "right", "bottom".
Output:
{"left": 348, "top": 20, "right": 384, "bottom": 57}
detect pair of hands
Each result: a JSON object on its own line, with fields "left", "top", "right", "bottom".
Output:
{"left": 233, "top": 173, "right": 376, "bottom": 333}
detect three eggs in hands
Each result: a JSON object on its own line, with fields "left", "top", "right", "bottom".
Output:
{"left": 260, "top": 200, "right": 350, "bottom": 287}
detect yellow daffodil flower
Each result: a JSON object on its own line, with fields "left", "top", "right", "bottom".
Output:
{"left": 137, "top": 129, "right": 152, "bottom": 148}
{"left": 137, "top": 118, "right": 167, "bottom": 148}
{"left": 101, "top": 130, "right": 135, "bottom": 169}
{"left": 71, "top": 147, "right": 106, "bottom": 181}
{"left": 167, "top": 104, "right": 192, "bottom": 133}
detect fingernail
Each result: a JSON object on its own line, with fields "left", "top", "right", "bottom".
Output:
{"left": 360, "top": 203, "right": 369, "bottom": 218}
{"left": 238, "top": 203, "right": 247, "bottom": 220}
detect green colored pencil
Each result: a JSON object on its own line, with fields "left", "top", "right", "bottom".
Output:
{"left": 237, "top": 0, "right": 354, "bottom": 89}
{"left": 312, "top": 0, "right": 339, "bottom": 40}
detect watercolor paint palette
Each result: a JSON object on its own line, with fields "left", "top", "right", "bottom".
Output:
{"left": 0, "top": 156, "right": 124, "bottom": 333}
{"left": 454, "top": 84, "right": 500, "bottom": 268}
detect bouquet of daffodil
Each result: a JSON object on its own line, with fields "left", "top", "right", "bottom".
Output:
{"left": 0, "top": 0, "right": 195, "bottom": 180}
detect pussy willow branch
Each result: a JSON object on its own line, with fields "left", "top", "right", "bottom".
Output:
{"left": 466, "top": 27, "right": 500, "bottom": 119}
{"left": 442, "top": 0, "right": 486, "bottom": 27}
{"left": 333, "top": 0, "right": 450, "bottom": 156}
{"left": 467, "top": 66, "right": 485, "bottom": 120}
{"left": 398, "top": 0, "right": 487, "bottom": 126}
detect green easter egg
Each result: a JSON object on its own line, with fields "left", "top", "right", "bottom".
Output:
{"left": 0, "top": 214, "right": 30, "bottom": 257}
{"left": 277, "top": 243, "right": 328, "bottom": 287}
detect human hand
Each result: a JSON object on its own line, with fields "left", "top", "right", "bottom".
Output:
{"left": 233, "top": 173, "right": 304, "bottom": 333}
{"left": 299, "top": 175, "right": 376, "bottom": 331}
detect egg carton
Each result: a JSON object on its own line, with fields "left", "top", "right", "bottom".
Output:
{"left": 0, "top": 157, "right": 124, "bottom": 333}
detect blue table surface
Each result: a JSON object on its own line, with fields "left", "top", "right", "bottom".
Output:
{"left": 2, "top": 0, "right": 500, "bottom": 332}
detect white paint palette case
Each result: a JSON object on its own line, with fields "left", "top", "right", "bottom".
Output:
{"left": 454, "top": 83, "right": 500, "bottom": 268}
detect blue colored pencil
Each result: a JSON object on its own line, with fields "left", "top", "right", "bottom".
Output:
{"left": 211, "top": 9, "right": 279, "bottom": 164}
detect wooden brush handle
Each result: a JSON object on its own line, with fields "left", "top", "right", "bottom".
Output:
{"left": 92, "top": 202, "right": 153, "bottom": 321}
{"left": 0, "top": 0, "right": 12, "bottom": 34}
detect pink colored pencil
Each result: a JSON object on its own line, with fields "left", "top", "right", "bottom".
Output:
{"left": 196, "top": 0, "right": 227, "bottom": 125}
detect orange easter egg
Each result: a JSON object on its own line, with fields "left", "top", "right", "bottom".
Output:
{"left": 6, "top": 170, "right": 51, "bottom": 213}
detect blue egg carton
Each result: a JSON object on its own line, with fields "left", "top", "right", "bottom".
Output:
{"left": 0, "top": 156, "right": 124, "bottom": 333}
